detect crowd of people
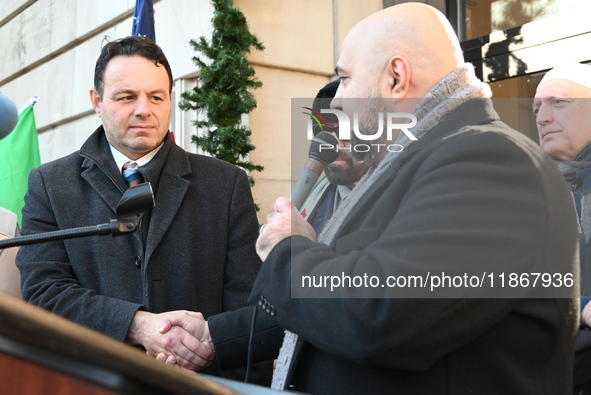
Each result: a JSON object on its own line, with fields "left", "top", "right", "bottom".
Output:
{"left": 2, "top": 2, "right": 591, "bottom": 394}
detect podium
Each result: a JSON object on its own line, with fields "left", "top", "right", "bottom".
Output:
{"left": 0, "top": 291, "right": 283, "bottom": 394}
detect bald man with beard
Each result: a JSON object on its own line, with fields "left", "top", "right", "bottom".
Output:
{"left": 251, "top": 3, "right": 579, "bottom": 394}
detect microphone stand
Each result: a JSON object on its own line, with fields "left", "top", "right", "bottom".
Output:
{"left": 0, "top": 183, "right": 155, "bottom": 250}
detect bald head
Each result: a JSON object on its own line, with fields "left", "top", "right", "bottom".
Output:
{"left": 334, "top": 3, "right": 464, "bottom": 108}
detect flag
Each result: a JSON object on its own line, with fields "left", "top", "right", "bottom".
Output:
{"left": 132, "top": 0, "right": 156, "bottom": 42}
{"left": 0, "top": 103, "right": 40, "bottom": 226}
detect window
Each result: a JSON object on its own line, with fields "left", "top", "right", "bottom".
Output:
{"left": 171, "top": 76, "right": 203, "bottom": 155}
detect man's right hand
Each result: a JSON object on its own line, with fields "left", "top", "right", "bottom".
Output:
{"left": 126, "top": 310, "right": 214, "bottom": 371}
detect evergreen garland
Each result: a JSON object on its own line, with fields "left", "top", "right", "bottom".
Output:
{"left": 179, "top": 0, "right": 264, "bottom": 187}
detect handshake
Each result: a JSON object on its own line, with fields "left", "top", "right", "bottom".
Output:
{"left": 121, "top": 197, "right": 304, "bottom": 372}
{"left": 126, "top": 310, "right": 215, "bottom": 371}
{"left": 122, "top": 197, "right": 308, "bottom": 371}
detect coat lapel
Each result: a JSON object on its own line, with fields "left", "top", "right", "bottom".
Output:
{"left": 78, "top": 127, "right": 192, "bottom": 258}
{"left": 79, "top": 127, "right": 127, "bottom": 216}
{"left": 143, "top": 141, "right": 191, "bottom": 260}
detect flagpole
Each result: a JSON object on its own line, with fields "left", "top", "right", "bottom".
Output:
{"left": 19, "top": 96, "right": 38, "bottom": 114}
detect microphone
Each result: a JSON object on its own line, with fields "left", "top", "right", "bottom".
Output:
{"left": 291, "top": 131, "right": 340, "bottom": 210}
{"left": 0, "top": 183, "right": 155, "bottom": 250}
{"left": 0, "top": 94, "right": 19, "bottom": 141}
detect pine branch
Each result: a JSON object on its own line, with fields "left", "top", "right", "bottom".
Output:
{"left": 179, "top": 0, "right": 265, "bottom": 201}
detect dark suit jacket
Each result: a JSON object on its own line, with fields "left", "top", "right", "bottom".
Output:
{"left": 16, "top": 127, "right": 268, "bottom": 380}
{"left": 249, "top": 99, "right": 580, "bottom": 394}
{"left": 306, "top": 179, "right": 338, "bottom": 235}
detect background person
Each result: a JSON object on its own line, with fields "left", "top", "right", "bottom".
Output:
{"left": 533, "top": 62, "right": 591, "bottom": 394}
{"left": 253, "top": 3, "right": 579, "bottom": 394}
{"left": 300, "top": 80, "right": 369, "bottom": 234}
{"left": 0, "top": 207, "right": 20, "bottom": 298}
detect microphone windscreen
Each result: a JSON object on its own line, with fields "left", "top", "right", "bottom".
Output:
{"left": 0, "top": 94, "right": 18, "bottom": 140}
{"left": 309, "top": 131, "right": 339, "bottom": 165}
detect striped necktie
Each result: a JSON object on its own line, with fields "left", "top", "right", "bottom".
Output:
{"left": 122, "top": 161, "right": 144, "bottom": 187}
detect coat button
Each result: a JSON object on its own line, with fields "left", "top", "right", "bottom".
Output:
{"left": 134, "top": 256, "right": 142, "bottom": 267}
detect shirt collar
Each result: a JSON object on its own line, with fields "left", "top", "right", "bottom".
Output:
{"left": 336, "top": 184, "right": 352, "bottom": 200}
{"left": 110, "top": 143, "right": 163, "bottom": 172}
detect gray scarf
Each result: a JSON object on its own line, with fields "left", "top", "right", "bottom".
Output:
{"left": 271, "top": 63, "right": 492, "bottom": 390}
{"left": 555, "top": 143, "right": 591, "bottom": 243}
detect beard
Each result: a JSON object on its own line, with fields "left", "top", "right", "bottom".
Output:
{"left": 324, "top": 151, "right": 370, "bottom": 187}
{"left": 350, "top": 88, "right": 390, "bottom": 166}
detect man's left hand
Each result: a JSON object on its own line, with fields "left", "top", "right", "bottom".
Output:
{"left": 256, "top": 197, "right": 317, "bottom": 261}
